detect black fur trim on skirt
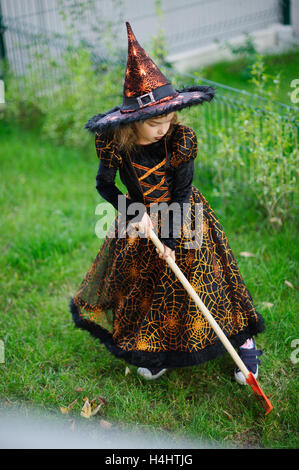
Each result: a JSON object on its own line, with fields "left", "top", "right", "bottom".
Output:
{"left": 69, "top": 297, "right": 265, "bottom": 370}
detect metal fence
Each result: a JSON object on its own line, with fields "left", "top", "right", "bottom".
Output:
{"left": 0, "top": 1, "right": 297, "bottom": 165}
{"left": 170, "top": 70, "right": 298, "bottom": 156}
{"left": 0, "top": 0, "right": 291, "bottom": 77}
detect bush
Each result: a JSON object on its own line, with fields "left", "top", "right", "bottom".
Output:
{"left": 211, "top": 55, "right": 298, "bottom": 223}
{"left": 2, "top": 4, "right": 170, "bottom": 151}
{"left": 2, "top": 28, "right": 297, "bottom": 224}
{"left": 3, "top": 41, "right": 124, "bottom": 150}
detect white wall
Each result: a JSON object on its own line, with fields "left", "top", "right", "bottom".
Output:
{"left": 0, "top": 0, "right": 289, "bottom": 74}
{"left": 1, "top": 0, "right": 283, "bottom": 53}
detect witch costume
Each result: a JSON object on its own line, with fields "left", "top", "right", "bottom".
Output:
{"left": 69, "top": 22, "right": 265, "bottom": 372}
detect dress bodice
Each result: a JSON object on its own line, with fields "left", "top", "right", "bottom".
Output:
{"left": 95, "top": 124, "right": 198, "bottom": 250}
{"left": 128, "top": 135, "right": 171, "bottom": 208}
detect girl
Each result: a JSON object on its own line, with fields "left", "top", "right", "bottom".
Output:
{"left": 70, "top": 22, "right": 264, "bottom": 384}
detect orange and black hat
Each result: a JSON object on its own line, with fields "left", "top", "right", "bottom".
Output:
{"left": 85, "top": 22, "right": 215, "bottom": 132}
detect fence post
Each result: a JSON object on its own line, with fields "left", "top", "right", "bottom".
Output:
{"left": 0, "top": 0, "right": 6, "bottom": 79}
{"left": 281, "top": 0, "right": 291, "bottom": 25}
{"left": 291, "top": 0, "right": 299, "bottom": 37}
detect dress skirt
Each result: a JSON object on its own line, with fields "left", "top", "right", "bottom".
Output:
{"left": 70, "top": 184, "right": 265, "bottom": 369}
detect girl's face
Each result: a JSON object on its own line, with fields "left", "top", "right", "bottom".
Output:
{"left": 134, "top": 112, "right": 175, "bottom": 145}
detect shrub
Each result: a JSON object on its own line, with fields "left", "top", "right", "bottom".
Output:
{"left": 211, "top": 55, "right": 298, "bottom": 223}
{"left": 3, "top": 41, "right": 124, "bottom": 150}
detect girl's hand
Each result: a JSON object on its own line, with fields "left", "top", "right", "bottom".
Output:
{"left": 129, "top": 211, "right": 153, "bottom": 238}
{"left": 156, "top": 243, "right": 176, "bottom": 262}
{"left": 129, "top": 214, "right": 175, "bottom": 262}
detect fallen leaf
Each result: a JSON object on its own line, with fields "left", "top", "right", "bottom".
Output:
{"left": 68, "top": 399, "right": 78, "bottom": 410}
{"left": 222, "top": 410, "right": 232, "bottom": 420}
{"left": 60, "top": 398, "right": 77, "bottom": 415}
{"left": 91, "top": 404, "right": 103, "bottom": 416}
{"left": 269, "top": 217, "right": 282, "bottom": 225}
{"left": 99, "top": 419, "right": 112, "bottom": 429}
{"left": 261, "top": 302, "right": 274, "bottom": 308}
{"left": 240, "top": 251, "right": 255, "bottom": 258}
{"left": 75, "top": 387, "right": 83, "bottom": 392}
{"left": 284, "top": 280, "right": 294, "bottom": 289}
{"left": 60, "top": 407, "right": 70, "bottom": 415}
{"left": 125, "top": 367, "right": 131, "bottom": 376}
{"left": 96, "top": 396, "right": 108, "bottom": 405}
{"left": 80, "top": 398, "right": 92, "bottom": 419}
{"left": 281, "top": 368, "right": 287, "bottom": 376}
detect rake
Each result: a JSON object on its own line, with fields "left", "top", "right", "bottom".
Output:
{"left": 149, "top": 229, "right": 273, "bottom": 415}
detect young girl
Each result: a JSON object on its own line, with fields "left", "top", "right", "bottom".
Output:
{"left": 70, "top": 22, "right": 264, "bottom": 384}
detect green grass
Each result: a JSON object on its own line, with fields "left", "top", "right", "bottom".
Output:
{"left": 197, "top": 49, "right": 299, "bottom": 106}
{"left": 0, "top": 119, "right": 298, "bottom": 449}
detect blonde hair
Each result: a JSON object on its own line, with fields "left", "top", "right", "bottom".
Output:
{"left": 107, "top": 111, "right": 181, "bottom": 153}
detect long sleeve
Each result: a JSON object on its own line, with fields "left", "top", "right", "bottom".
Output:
{"left": 96, "top": 160, "right": 124, "bottom": 211}
{"left": 95, "top": 132, "right": 145, "bottom": 222}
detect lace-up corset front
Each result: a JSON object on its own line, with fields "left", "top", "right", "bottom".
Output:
{"left": 128, "top": 137, "right": 171, "bottom": 208}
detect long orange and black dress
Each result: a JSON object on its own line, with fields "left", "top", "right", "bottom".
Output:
{"left": 70, "top": 124, "right": 265, "bottom": 369}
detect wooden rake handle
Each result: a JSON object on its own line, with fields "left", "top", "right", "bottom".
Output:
{"left": 149, "top": 228, "right": 250, "bottom": 379}
{"left": 149, "top": 230, "right": 273, "bottom": 415}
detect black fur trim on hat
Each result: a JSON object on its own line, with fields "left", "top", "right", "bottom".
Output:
{"left": 84, "top": 85, "right": 216, "bottom": 134}
{"left": 176, "top": 85, "right": 216, "bottom": 98}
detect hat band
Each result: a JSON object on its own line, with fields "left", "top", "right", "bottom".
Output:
{"left": 121, "top": 84, "right": 178, "bottom": 113}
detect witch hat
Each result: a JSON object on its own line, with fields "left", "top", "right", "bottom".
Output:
{"left": 85, "top": 22, "right": 215, "bottom": 132}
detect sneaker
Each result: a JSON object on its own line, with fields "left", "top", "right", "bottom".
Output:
{"left": 137, "top": 367, "right": 167, "bottom": 380}
{"left": 234, "top": 339, "right": 263, "bottom": 385}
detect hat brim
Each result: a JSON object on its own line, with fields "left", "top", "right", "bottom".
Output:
{"left": 85, "top": 85, "right": 216, "bottom": 133}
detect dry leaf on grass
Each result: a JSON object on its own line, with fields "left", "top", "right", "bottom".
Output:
{"left": 80, "top": 398, "right": 92, "bottom": 419}
{"left": 222, "top": 410, "right": 232, "bottom": 420}
{"left": 91, "top": 404, "right": 103, "bottom": 416}
{"left": 75, "top": 387, "right": 83, "bottom": 392}
{"left": 269, "top": 217, "right": 282, "bottom": 225}
{"left": 80, "top": 396, "right": 106, "bottom": 418}
{"left": 96, "top": 395, "right": 108, "bottom": 406}
{"left": 60, "top": 399, "right": 78, "bottom": 415}
{"left": 60, "top": 407, "right": 70, "bottom": 415}
{"left": 261, "top": 302, "right": 274, "bottom": 308}
{"left": 284, "top": 280, "right": 294, "bottom": 289}
{"left": 68, "top": 399, "right": 78, "bottom": 409}
{"left": 91, "top": 396, "right": 106, "bottom": 415}
{"left": 240, "top": 251, "right": 255, "bottom": 258}
{"left": 125, "top": 367, "right": 131, "bottom": 376}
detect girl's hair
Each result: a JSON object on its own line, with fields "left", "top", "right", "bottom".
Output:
{"left": 107, "top": 111, "right": 181, "bottom": 153}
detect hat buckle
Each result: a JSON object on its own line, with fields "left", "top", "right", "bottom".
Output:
{"left": 136, "top": 91, "right": 155, "bottom": 108}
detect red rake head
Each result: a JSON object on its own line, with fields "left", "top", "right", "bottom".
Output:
{"left": 246, "top": 372, "right": 273, "bottom": 415}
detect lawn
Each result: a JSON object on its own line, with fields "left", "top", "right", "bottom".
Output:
{"left": 197, "top": 48, "right": 299, "bottom": 106}
{"left": 0, "top": 119, "right": 298, "bottom": 449}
